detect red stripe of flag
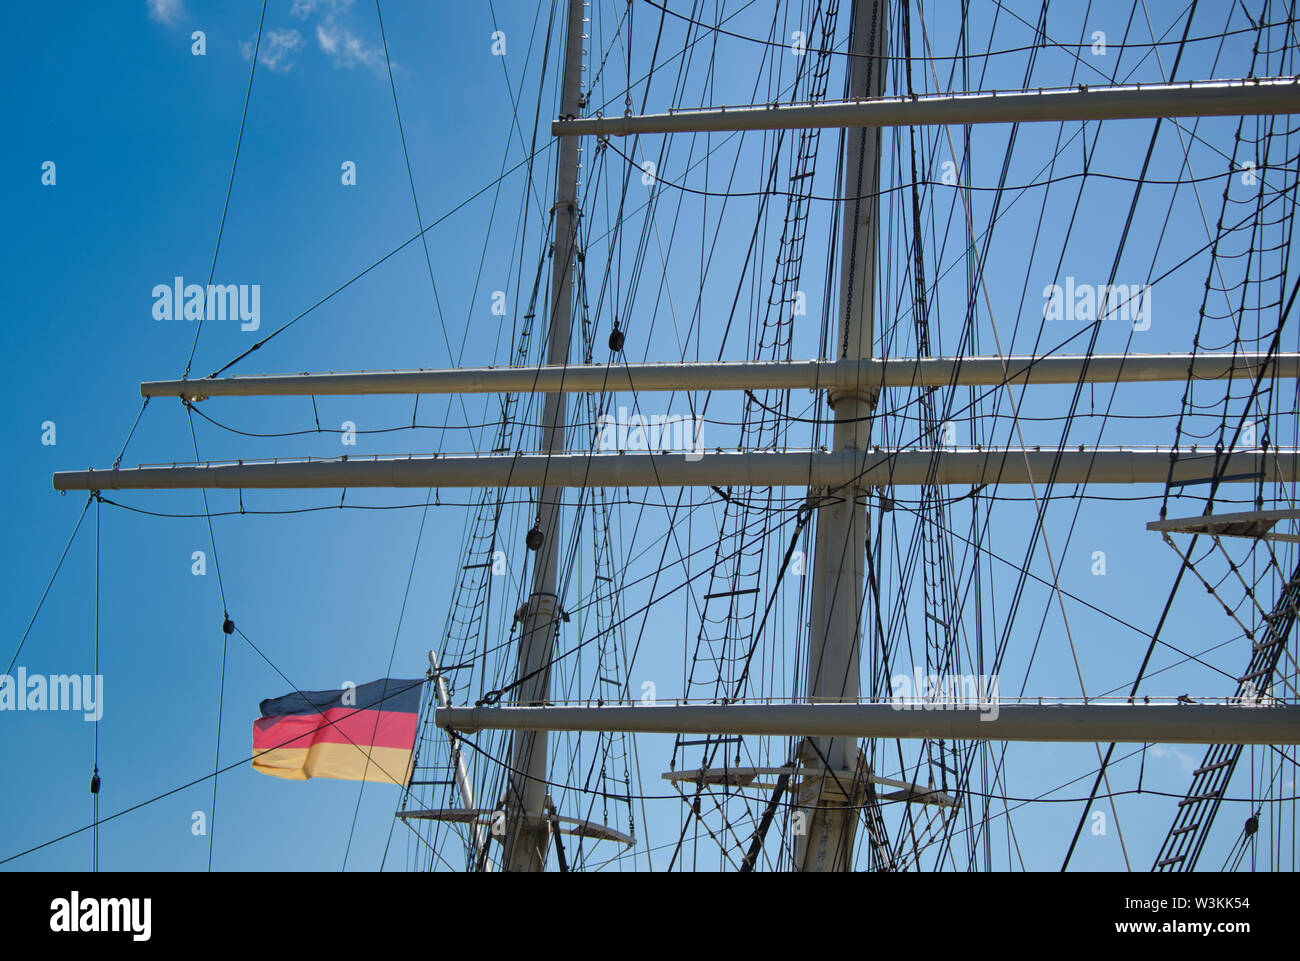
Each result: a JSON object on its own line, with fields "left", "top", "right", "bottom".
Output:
{"left": 253, "top": 706, "right": 417, "bottom": 752}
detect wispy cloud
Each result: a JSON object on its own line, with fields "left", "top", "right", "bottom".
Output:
{"left": 1151, "top": 744, "right": 1198, "bottom": 774}
{"left": 238, "top": 0, "right": 384, "bottom": 77}
{"left": 147, "top": 0, "right": 184, "bottom": 24}
{"left": 314, "top": 18, "right": 385, "bottom": 71}
{"left": 241, "top": 29, "right": 305, "bottom": 74}
{"left": 289, "top": 0, "right": 354, "bottom": 17}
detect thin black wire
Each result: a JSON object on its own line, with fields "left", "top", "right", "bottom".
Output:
{"left": 601, "top": 135, "right": 1269, "bottom": 200}
{"left": 207, "top": 629, "right": 228, "bottom": 872}
{"left": 11, "top": 0, "right": 272, "bottom": 872}
{"left": 206, "top": 147, "right": 553, "bottom": 379}
{"left": 182, "top": 0, "right": 269, "bottom": 380}
{"left": 340, "top": 0, "right": 459, "bottom": 870}
{"left": 176, "top": 0, "right": 274, "bottom": 871}
{"left": 0, "top": 678, "right": 427, "bottom": 867}
{"left": 91, "top": 497, "right": 100, "bottom": 872}
{"left": 638, "top": 0, "right": 1281, "bottom": 61}
{"left": 5, "top": 494, "right": 93, "bottom": 676}
{"left": 186, "top": 407, "right": 231, "bottom": 872}
{"left": 93, "top": 492, "right": 725, "bottom": 518}
{"left": 449, "top": 728, "right": 1300, "bottom": 805}
{"left": 55, "top": 0, "right": 1294, "bottom": 873}
{"left": 1063, "top": 49, "right": 1300, "bottom": 870}
{"left": 235, "top": 628, "right": 419, "bottom": 790}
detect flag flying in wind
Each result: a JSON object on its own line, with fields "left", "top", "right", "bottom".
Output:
{"left": 252, "top": 678, "right": 423, "bottom": 785}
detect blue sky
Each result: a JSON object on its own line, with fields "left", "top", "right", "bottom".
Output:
{"left": 5, "top": 0, "right": 553, "bottom": 871}
{"left": 3, "top": 0, "right": 1297, "bottom": 871}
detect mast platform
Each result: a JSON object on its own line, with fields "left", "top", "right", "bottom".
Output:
{"left": 396, "top": 808, "right": 634, "bottom": 846}
{"left": 1148, "top": 508, "right": 1300, "bottom": 543}
{"left": 662, "top": 765, "right": 956, "bottom": 807}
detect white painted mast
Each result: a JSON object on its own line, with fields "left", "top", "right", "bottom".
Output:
{"left": 500, "top": 0, "right": 587, "bottom": 873}
{"left": 47, "top": 2, "right": 1300, "bottom": 874}
{"left": 795, "top": 0, "right": 885, "bottom": 873}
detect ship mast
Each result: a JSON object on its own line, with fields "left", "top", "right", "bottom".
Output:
{"left": 52, "top": 4, "right": 1300, "bottom": 873}
{"left": 797, "top": 0, "right": 885, "bottom": 873}
{"left": 501, "top": 0, "right": 587, "bottom": 873}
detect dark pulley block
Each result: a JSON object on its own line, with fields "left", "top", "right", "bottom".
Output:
{"left": 608, "top": 325, "right": 625, "bottom": 352}
{"left": 526, "top": 526, "right": 545, "bottom": 552}
{"left": 222, "top": 616, "right": 235, "bottom": 635}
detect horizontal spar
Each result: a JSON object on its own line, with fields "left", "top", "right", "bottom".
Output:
{"left": 140, "top": 353, "right": 1300, "bottom": 400}
{"left": 436, "top": 703, "right": 1300, "bottom": 745}
{"left": 553, "top": 77, "right": 1300, "bottom": 137}
{"left": 52, "top": 448, "right": 1300, "bottom": 492}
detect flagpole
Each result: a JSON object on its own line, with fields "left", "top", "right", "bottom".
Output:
{"left": 427, "top": 650, "right": 490, "bottom": 870}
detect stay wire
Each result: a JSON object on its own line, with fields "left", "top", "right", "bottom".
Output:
{"left": 638, "top": 0, "right": 1278, "bottom": 61}
{"left": 173, "top": 1, "right": 272, "bottom": 872}
{"left": 91, "top": 496, "right": 100, "bottom": 872}
{"left": 186, "top": 406, "right": 230, "bottom": 872}
{"left": 182, "top": 0, "right": 269, "bottom": 380}
{"left": 5, "top": 495, "right": 93, "bottom": 677}
{"left": 0, "top": 678, "right": 427, "bottom": 867}
{"left": 206, "top": 146, "right": 552, "bottom": 379}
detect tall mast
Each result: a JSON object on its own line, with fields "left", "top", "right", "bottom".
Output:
{"left": 49, "top": 4, "right": 1300, "bottom": 874}
{"left": 501, "top": 0, "right": 587, "bottom": 873}
{"left": 796, "top": 0, "right": 886, "bottom": 873}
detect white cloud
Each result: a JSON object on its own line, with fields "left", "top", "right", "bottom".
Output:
{"left": 315, "top": 18, "right": 384, "bottom": 71}
{"left": 241, "top": 29, "right": 305, "bottom": 73}
{"left": 1150, "top": 744, "right": 1197, "bottom": 774}
{"left": 290, "top": 0, "right": 354, "bottom": 18}
{"left": 238, "top": 0, "right": 383, "bottom": 77}
{"left": 147, "top": 0, "right": 184, "bottom": 24}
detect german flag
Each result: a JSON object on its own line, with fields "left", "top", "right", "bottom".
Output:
{"left": 252, "top": 678, "right": 423, "bottom": 785}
